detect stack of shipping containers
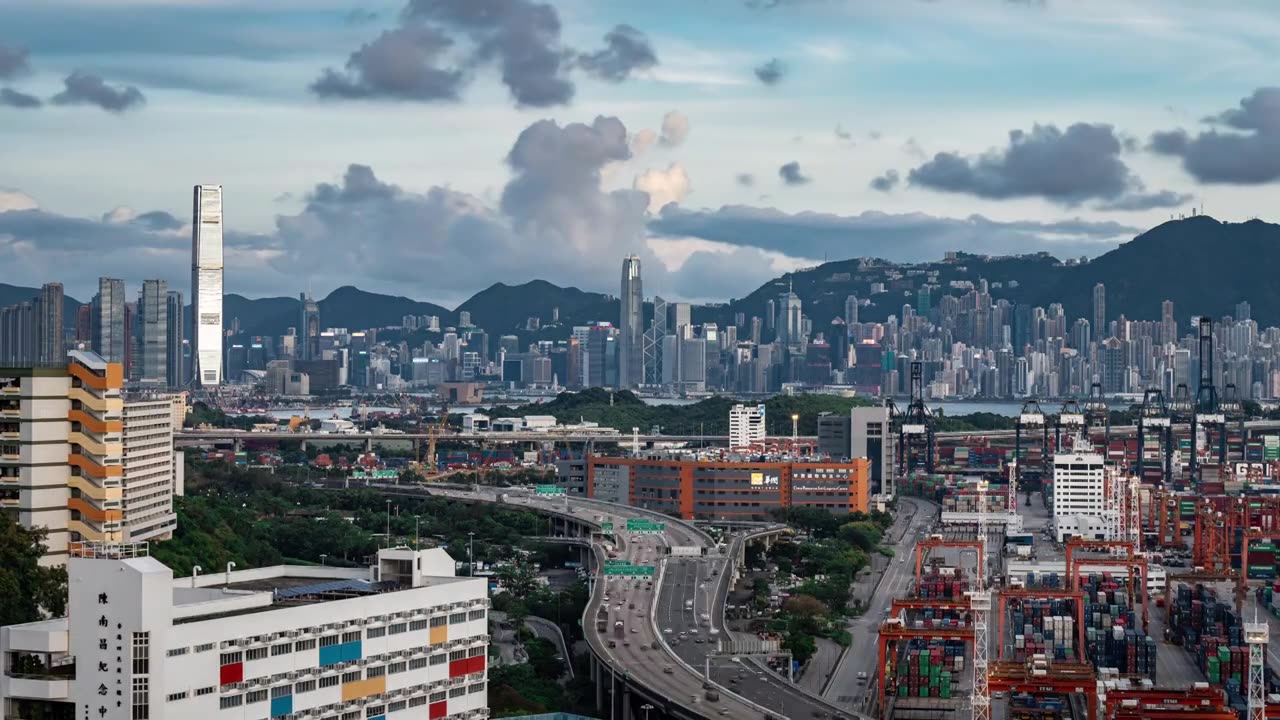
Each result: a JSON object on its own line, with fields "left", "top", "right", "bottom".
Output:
{"left": 892, "top": 639, "right": 964, "bottom": 700}
{"left": 1168, "top": 583, "right": 1248, "bottom": 700}
{"left": 1080, "top": 572, "right": 1157, "bottom": 679}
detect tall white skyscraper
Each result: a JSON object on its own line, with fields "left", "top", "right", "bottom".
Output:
{"left": 191, "top": 184, "right": 224, "bottom": 386}
{"left": 619, "top": 255, "right": 644, "bottom": 388}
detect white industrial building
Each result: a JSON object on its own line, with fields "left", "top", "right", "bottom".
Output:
{"left": 1052, "top": 451, "right": 1108, "bottom": 542}
{"left": 0, "top": 544, "right": 490, "bottom": 720}
{"left": 728, "top": 404, "right": 766, "bottom": 449}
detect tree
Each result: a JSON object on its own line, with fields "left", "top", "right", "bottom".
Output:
{"left": 497, "top": 561, "right": 540, "bottom": 599}
{"left": 783, "top": 594, "right": 827, "bottom": 619}
{"left": 0, "top": 523, "right": 67, "bottom": 625}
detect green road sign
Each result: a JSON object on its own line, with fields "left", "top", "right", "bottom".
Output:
{"left": 535, "top": 485, "right": 565, "bottom": 496}
{"left": 605, "top": 559, "right": 629, "bottom": 568}
{"left": 626, "top": 518, "right": 665, "bottom": 533}
{"left": 351, "top": 470, "right": 399, "bottom": 479}
{"left": 604, "top": 564, "right": 656, "bottom": 577}
{"left": 601, "top": 522, "right": 614, "bottom": 533}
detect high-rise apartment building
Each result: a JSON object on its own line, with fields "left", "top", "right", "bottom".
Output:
{"left": 138, "top": 280, "right": 168, "bottom": 385}
{"left": 121, "top": 398, "right": 179, "bottom": 540}
{"left": 619, "top": 255, "right": 644, "bottom": 388}
{"left": 0, "top": 544, "right": 489, "bottom": 720}
{"left": 37, "top": 282, "right": 64, "bottom": 364}
{"left": 1092, "top": 283, "right": 1106, "bottom": 343}
{"left": 191, "top": 184, "right": 224, "bottom": 386}
{"left": 165, "top": 290, "right": 185, "bottom": 388}
{"left": 729, "top": 403, "right": 766, "bottom": 449}
{"left": 92, "top": 277, "right": 126, "bottom": 364}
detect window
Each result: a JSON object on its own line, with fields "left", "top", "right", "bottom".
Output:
{"left": 271, "top": 643, "right": 292, "bottom": 657}
{"left": 449, "top": 687, "right": 466, "bottom": 698}
{"left": 409, "top": 696, "right": 428, "bottom": 708}
{"left": 389, "top": 661, "right": 407, "bottom": 675}
{"left": 342, "top": 712, "right": 360, "bottom": 720}
{"left": 195, "top": 643, "right": 216, "bottom": 653}
{"left": 272, "top": 685, "right": 292, "bottom": 699}
{"left": 341, "top": 671, "right": 361, "bottom": 684}
{"left": 132, "top": 632, "right": 151, "bottom": 675}
{"left": 468, "top": 646, "right": 484, "bottom": 658}
{"left": 195, "top": 687, "right": 215, "bottom": 697}
{"left": 166, "top": 692, "right": 187, "bottom": 702}
{"left": 246, "top": 689, "right": 268, "bottom": 704}
{"left": 367, "top": 665, "right": 386, "bottom": 679}
{"left": 409, "top": 657, "right": 428, "bottom": 670}
{"left": 367, "top": 626, "right": 387, "bottom": 639}
{"left": 294, "top": 680, "right": 317, "bottom": 694}
{"left": 429, "top": 692, "right": 447, "bottom": 703}
{"left": 246, "top": 647, "right": 268, "bottom": 661}
{"left": 219, "top": 695, "right": 242, "bottom": 710}
{"left": 429, "top": 616, "right": 447, "bottom": 628}
{"left": 319, "top": 634, "right": 340, "bottom": 648}
{"left": 449, "top": 613, "right": 467, "bottom": 624}
{"left": 389, "top": 622, "right": 407, "bottom": 635}
{"left": 429, "top": 654, "right": 446, "bottom": 666}
{"left": 469, "top": 683, "right": 486, "bottom": 694}
{"left": 389, "top": 700, "right": 407, "bottom": 713}
{"left": 167, "top": 647, "right": 189, "bottom": 658}
{"left": 131, "top": 677, "right": 150, "bottom": 720}
{"left": 319, "top": 675, "right": 340, "bottom": 689}
{"left": 366, "top": 705, "right": 386, "bottom": 718}
{"left": 219, "top": 651, "right": 242, "bottom": 665}
{"left": 468, "top": 610, "right": 485, "bottom": 621}
{"left": 448, "top": 649, "right": 466, "bottom": 662}
{"left": 410, "top": 619, "right": 428, "bottom": 631}
{"left": 295, "top": 638, "right": 317, "bottom": 652}
{"left": 341, "top": 631, "right": 361, "bottom": 644}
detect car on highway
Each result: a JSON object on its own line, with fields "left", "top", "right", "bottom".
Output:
{"left": 608, "top": 641, "right": 617, "bottom": 648}
{"left": 857, "top": 671, "right": 868, "bottom": 680}
{"left": 663, "top": 628, "right": 673, "bottom": 635}
{"left": 663, "top": 666, "right": 674, "bottom": 674}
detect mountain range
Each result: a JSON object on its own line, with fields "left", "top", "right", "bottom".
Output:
{"left": 4, "top": 215, "right": 1277, "bottom": 342}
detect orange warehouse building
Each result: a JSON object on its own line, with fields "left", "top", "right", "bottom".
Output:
{"left": 585, "top": 455, "right": 870, "bottom": 521}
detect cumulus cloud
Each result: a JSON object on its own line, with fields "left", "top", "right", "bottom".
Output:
{"left": 650, "top": 205, "right": 1141, "bottom": 263}
{"left": 0, "top": 190, "right": 38, "bottom": 212}
{"left": 633, "top": 163, "right": 691, "bottom": 213}
{"left": 315, "top": 0, "right": 657, "bottom": 108}
{"left": 670, "top": 246, "right": 788, "bottom": 302}
{"left": 736, "top": 173, "right": 755, "bottom": 187}
{"left": 310, "top": 25, "right": 464, "bottom": 101}
{"left": 0, "top": 88, "right": 40, "bottom": 109}
{"left": 778, "top": 161, "right": 809, "bottom": 185}
{"left": 1148, "top": 87, "right": 1280, "bottom": 185}
{"left": 630, "top": 128, "right": 658, "bottom": 155}
{"left": 659, "top": 110, "right": 689, "bottom": 147}
{"left": 754, "top": 58, "right": 786, "bottom": 85}
{"left": 908, "top": 122, "right": 1184, "bottom": 209}
{"left": 576, "top": 24, "right": 657, "bottom": 82}
{"left": 0, "top": 44, "right": 30, "bottom": 80}
{"left": 870, "top": 170, "right": 900, "bottom": 192}
{"left": 50, "top": 72, "right": 145, "bottom": 112}
{"left": 1094, "top": 190, "right": 1190, "bottom": 212}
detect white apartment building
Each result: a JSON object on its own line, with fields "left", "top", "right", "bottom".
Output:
{"left": 121, "top": 399, "right": 181, "bottom": 541}
{"left": 0, "top": 544, "right": 490, "bottom": 720}
{"left": 728, "top": 404, "right": 766, "bottom": 449}
{"left": 1052, "top": 451, "right": 1107, "bottom": 542}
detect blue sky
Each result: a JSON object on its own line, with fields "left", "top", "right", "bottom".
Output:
{"left": 2, "top": 0, "right": 1279, "bottom": 305}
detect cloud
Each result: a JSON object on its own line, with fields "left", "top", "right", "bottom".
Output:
{"left": 778, "top": 161, "right": 810, "bottom": 185}
{"left": 0, "top": 190, "right": 38, "bottom": 212}
{"left": 736, "top": 173, "right": 755, "bottom": 187}
{"left": 1094, "top": 190, "right": 1190, "bottom": 212}
{"left": 310, "top": 24, "right": 464, "bottom": 101}
{"left": 659, "top": 110, "right": 689, "bottom": 147}
{"left": 50, "top": 72, "right": 145, "bottom": 112}
{"left": 0, "top": 88, "right": 41, "bottom": 109}
{"left": 634, "top": 163, "right": 691, "bottom": 213}
{"left": 834, "top": 124, "right": 852, "bottom": 141}
{"left": 630, "top": 128, "right": 657, "bottom": 155}
{"left": 318, "top": 0, "right": 657, "bottom": 108}
{"left": 908, "top": 122, "right": 1183, "bottom": 208}
{"left": 576, "top": 24, "right": 657, "bottom": 82}
{"left": 650, "top": 205, "right": 1141, "bottom": 263}
{"left": 133, "top": 210, "right": 186, "bottom": 232}
{"left": 870, "top": 170, "right": 900, "bottom": 192}
{"left": 670, "top": 246, "right": 787, "bottom": 302}
{"left": 0, "top": 44, "right": 30, "bottom": 80}
{"left": 1148, "top": 87, "right": 1280, "bottom": 185}
{"left": 345, "top": 8, "right": 380, "bottom": 25}
{"left": 753, "top": 58, "right": 786, "bottom": 85}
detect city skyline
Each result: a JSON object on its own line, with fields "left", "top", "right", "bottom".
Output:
{"left": 3, "top": 1, "right": 1280, "bottom": 304}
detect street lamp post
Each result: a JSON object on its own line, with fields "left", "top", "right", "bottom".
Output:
{"left": 414, "top": 515, "right": 421, "bottom": 549}
{"left": 791, "top": 413, "right": 799, "bottom": 442}
{"left": 385, "top": 499, "right": 392, "bottom": 548}
{"left": 641, "top": 703, "right": 654, "bottom": 720}
{"left": 319, "top": 554, "right": 327, "bottom": 566}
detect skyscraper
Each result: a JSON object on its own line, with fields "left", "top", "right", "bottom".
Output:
{"left": 619, "top": 255, "right": 643, "bottom": 388}
{"left": 777, "top": 289, "right": 802, "bottom": 348}
{"left": 138, "top": 279, "right": 168, "bottom": 384}
{"left": 92, "top": 277, "right": 126, "bottom": 364}
{"left": 643, "top": 295, "right": 667, "bottom": 385}
{"left": 299, "top": 292, "right": 320, "bottom": 360}
{"left": 1092, "top": 282, "right": 1106, "bottom": 343}
{"left": 844, "top": 295, "right": 859, "bottom": 326}
{"left": 166, "top": 290, "right": 185, "bottom": 388}
{"left": 1160, "top": 300, "right": 1176, "bottom": 346}
{"left": 191, "top": 184, "right": 224, "bottom": 386}
{"left": 36, "top": 282, "right": 64, "bottom": 364}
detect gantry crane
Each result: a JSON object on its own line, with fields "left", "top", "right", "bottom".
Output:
{"left": 1083, "top": 381, "right": 1112, "bottom": 448}
{"left": 1064, "top": 537, "right": 1149, "bottom": 633}
{"left": 1055, "top": 399, "right": 1086, "bottom": 453}
{"left": 1014, "top": 399, "right": 1050, "bottom": 490}
{"left": 1136, "top": 387, "right": 1174, "bottom": 486}
{"left": 1193, "top": 317, "right": 1224, "bottom": 482}
{"left": 896, "top": 361, "right": 936, "bottom": 477}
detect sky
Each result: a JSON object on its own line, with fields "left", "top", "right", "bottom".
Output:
{"left": 2, "top": 0, "right": 1280, "bottom": 306}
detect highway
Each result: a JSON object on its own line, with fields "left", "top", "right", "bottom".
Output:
{"left": 824, "top": 499, "right": 938, "bottom": 710}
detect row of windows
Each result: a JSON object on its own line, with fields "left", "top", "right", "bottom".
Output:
{"left": 215, "top": 673, "right": 486, "bottom": 711}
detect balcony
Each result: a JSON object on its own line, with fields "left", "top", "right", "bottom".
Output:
{"left": 5, "top": 674, "right": 71, "bottom": 700}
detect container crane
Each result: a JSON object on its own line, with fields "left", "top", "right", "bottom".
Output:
{"left": 1014, "top": 399, "right": 1050, "bottom": 490}
{"left": 1136, "top": 387, "right": 1173, "bottom": 486}
{"left": 1083, "top": 382, "right": 1112, "bottom": 449}
{"left": 1055, "top": 399, "right": 1086, "bottom": 453}
{"left": 897, "top": 361, "right": 936, "bottom": 477}
{"left": 1193, "top": 317, "right": 1224, "bottom": 483}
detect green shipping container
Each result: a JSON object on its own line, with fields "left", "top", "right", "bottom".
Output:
{"left": 899, "top": 686, "right": 908, "bottom": 697}
{"left": 920, "top": 687, "right": 929, "bottom": 698}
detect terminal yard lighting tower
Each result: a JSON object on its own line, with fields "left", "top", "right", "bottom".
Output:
{"left": 1245, "top": 618, "right": 1267, "bottom": 720}
{"left": 969, "top": 479, "right": 991, "bottom": 720}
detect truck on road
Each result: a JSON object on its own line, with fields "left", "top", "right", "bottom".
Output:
{"left": 596, "top": 608, "right": 608, "bottom": 633}
{"left": 614, "top": 620, "right": 625, "bottom": 636}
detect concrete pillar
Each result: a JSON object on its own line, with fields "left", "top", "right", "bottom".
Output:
{"left": 365, "top": 437, "right": 373, "bottom": 453}
{"left": 300, "top": 439, "right": 308, "bottom": 453}
{"left": 233, "top": 438, "right": 242, "bottom": 453}
{"left": 595, "top": 662, "right": 603, "bottom": 709}
{"left": 622, "top": 686, "right": 632, "bottom": 720}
